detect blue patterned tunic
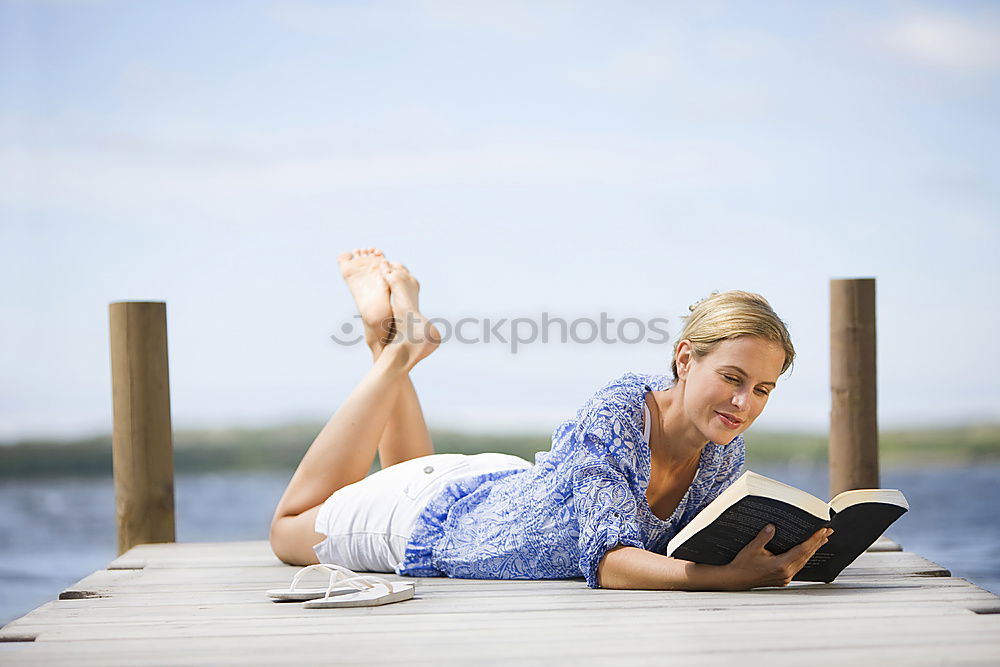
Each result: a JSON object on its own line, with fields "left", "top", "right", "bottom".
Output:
{"left": 395, "top": 371, "right": 746, "bottom": 588}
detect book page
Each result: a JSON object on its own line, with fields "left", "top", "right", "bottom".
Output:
{"left": 668, "top": 496, "right": 829, "bottom": 565}
{"left": 727, "top": 498, "right": 830, "bottom": 553}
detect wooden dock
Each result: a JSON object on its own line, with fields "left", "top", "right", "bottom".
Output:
{"left": 2, "top": 538, "right": 999, "bottom": 665}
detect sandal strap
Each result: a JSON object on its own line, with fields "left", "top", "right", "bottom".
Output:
{"left": 322, "top": 574, "right": 394, "bottom": 599}
{"left": 288, "top": 563, "right": 363, "bottom": 592}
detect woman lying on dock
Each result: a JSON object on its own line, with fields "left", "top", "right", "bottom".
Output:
{"left": 269, "top": 248, "right": 831, "bottom": 591}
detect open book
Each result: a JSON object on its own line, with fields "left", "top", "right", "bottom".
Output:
{"left": 665, "top": 470, "right": 909, "bottom": 583}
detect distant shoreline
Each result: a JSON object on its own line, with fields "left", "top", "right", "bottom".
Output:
{"left": 2, "top": 421, "right": 998, "bottom": 478}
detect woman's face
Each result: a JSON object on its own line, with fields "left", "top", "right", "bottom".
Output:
{"left": 676, "top": 335, "right": 786, "bottom": 444}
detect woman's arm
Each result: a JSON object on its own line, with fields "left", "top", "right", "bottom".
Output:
{"left": 598, "top": 545, "right": 731, "bottom": 590}
{"left": 598, "top": 523, "right": 832, "bottom": 591}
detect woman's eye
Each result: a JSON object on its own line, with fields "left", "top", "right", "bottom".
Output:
{"left": 724, "top": 375, "right": 739, "bottom": 383}
{"left": 755, "top": 388, "right": 770, "bottom": 396}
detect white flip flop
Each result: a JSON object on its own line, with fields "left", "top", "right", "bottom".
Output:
{"left": 267, "top": 563, "right": 371, "bottom": 602}
{"left": 302, "top": 574, "right": 415, "bottom": 609}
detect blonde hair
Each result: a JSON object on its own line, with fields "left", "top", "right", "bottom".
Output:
{"left": 671, "top": 290, "right": 795, "bottom": 381}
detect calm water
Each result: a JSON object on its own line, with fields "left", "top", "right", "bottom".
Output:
{"left": 2, "top": 464, "right": 999, "bottom": 626}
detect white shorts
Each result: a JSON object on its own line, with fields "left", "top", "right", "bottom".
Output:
{"left": 312, "top": 452, "right": 532, "bottom": 573}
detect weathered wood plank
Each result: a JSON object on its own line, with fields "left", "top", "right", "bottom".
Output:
{"left": 103, "top": 536, "right": 905, "bottom": 571}
{"left": 2, "top": 538, "right": 996, "bottom": 666}
{"left": 3, "top": 622, "right": 1000, "bottom": 667}
{"left": 5, "top": 603, "right": 994, "bottom": 643}
{"left": 107, "top": 541, "right": 280, "bottom": 570}
{"left": 40, "top": 579, "right": 981, "bottom": 610}
{"left": 76, "top": 549, "right": 947, "bottom": 592}
{"left": 5, "top": 585, "right": 997, "bottom": 637}
{"left": 867, "top": 535, "right": 903, "bottom": 551}
{"left": 7, "top": 584, "right": 986, "bottom": 624}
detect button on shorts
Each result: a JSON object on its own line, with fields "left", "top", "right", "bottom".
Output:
{"left": 312, "top": 452, "right": 532, "bottom": 573}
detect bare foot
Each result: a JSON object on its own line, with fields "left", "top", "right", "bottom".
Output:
{"left": 381, "top": 260, "right": 440, "bottom": 366}
{"left": 337, "top": 248, "right": 394, "bottom": 354}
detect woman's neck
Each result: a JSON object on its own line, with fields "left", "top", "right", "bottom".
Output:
{"left": 646, "top": 385, "right": 708, "bottom": 471}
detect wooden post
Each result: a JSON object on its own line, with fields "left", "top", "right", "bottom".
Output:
{"left": 829, "top": 278, "right": 879, "bottom": 498}
{"left": 108, "top": 301, "right": 176, "bottom": 555}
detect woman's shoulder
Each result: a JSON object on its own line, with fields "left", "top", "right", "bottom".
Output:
{"left": 590, "top": 370, "right": 673, "bottom": 401}
{"left": 581, "top": 371, "right": 673, "bottom": 418}
{"left": 564, "top": 371, "right": 673, "bottom": 447}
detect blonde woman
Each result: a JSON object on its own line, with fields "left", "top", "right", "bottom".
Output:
{"left": 269, "top": 248, "right": 831, "bottom": 591}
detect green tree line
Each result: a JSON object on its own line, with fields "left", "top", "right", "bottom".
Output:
{"left": 2, "top": 421, "right": 999, "bottom": 478}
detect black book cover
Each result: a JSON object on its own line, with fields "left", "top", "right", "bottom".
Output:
{"left": 669, "top": 494, "right": 908, "bottom": 582}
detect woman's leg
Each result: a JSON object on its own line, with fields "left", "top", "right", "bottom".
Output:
{"left": 372, "top": 261, "right": 435, "bottom": 468}
{"left": 376, "top": 374, "right": 434, "bottom": 468}
{"left": 337, "top": 248, "right": 435, "bottom": 468}
{"left": 269, "top": 251, "right": 440, "bottom": 564}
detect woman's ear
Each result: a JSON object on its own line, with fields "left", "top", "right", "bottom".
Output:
{"left": 675, "top": 340, "right": 692, "bottom": 381}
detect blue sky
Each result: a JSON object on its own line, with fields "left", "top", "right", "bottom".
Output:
{"left": 1, "top": 0, "right": 998, "bottom": 440}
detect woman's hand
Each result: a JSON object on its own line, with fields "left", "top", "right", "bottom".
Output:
{"left": 721, "top": 524, "right": 833, "bottom": 590}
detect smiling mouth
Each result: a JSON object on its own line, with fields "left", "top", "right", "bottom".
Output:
{"left": 716, "top": 412, "right": 743, "bottom": 428}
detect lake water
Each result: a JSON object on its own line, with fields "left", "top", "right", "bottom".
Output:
{"left": 2, "top": 463, "right": 999, "bottom": 627}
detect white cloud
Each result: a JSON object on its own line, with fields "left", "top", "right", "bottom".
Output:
{"left": 567, "top": 41, "right": 679, "bottom": 92}
{"left": 884, "top": 12, "right": 1000, "bottom": 70}
{"left": 269, "top": 0, "right": 555, "bottom": 39}
{"left": 419, "top": 0, "right": 554, "bottom": 38}
{"left": 0, "top": 140, "right": 775, "bottom": 227}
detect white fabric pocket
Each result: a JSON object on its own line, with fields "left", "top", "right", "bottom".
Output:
{"left": 402, "top": 454, "right": 472, "bottom": 501}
